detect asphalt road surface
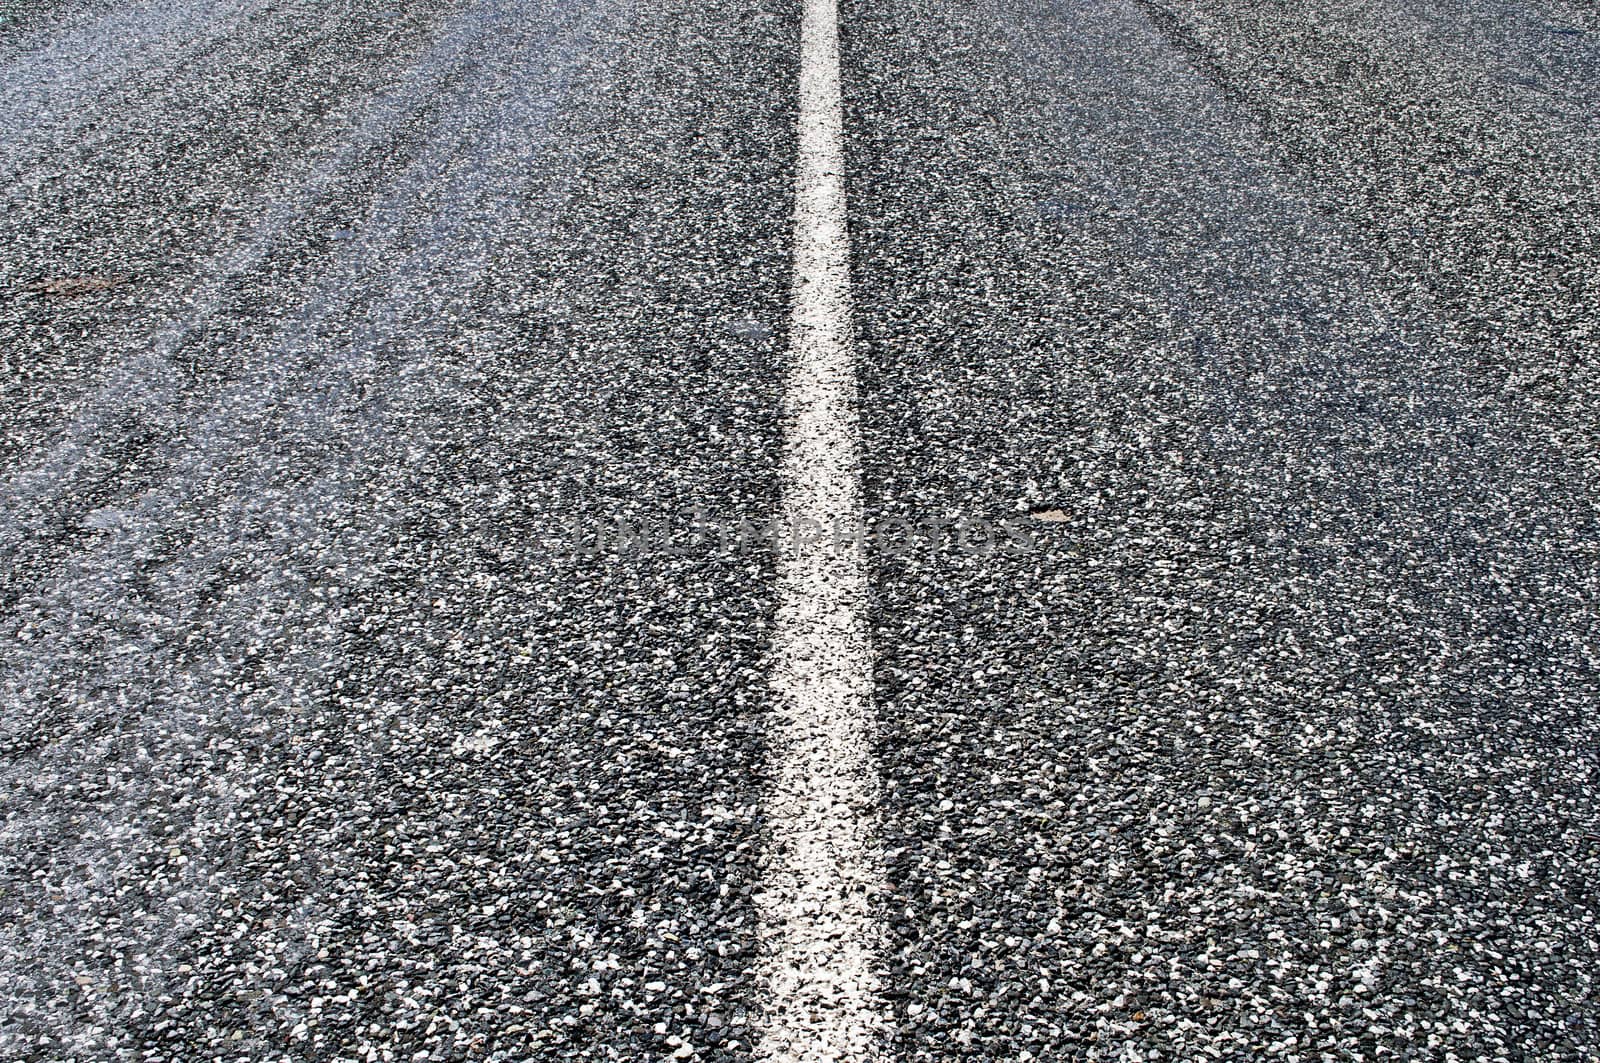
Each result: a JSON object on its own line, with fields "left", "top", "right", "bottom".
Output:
{"left": 2, "top": 0, "right": 1598, "bottom": 1060}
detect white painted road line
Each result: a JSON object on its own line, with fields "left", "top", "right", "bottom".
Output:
{"left": 754, "top": 0, "right": 887, "bottom": 1059}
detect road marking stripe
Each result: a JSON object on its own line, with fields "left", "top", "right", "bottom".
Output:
{"left": 754, "top": 0, "right": 887, "bottom": 1058}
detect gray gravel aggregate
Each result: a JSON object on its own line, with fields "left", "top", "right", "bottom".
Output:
{"left": 5, "top": 0, "right": 1599, "bottom": 1059}
{"left": 842, "top": 0, "right": 1600, "bottom": 1058}
{"left": 2, "top": 0, "right": 794, "bottom": 1058}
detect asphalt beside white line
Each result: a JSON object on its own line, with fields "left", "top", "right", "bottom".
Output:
{"left": 756, "top": 0, "right": 886, "bottom": 1058}
{"left": 2, "top": 0, "right": 798, "bottom": 1058}
{"left": 842, "top": 0, "right": 1599, "bottom": 1057}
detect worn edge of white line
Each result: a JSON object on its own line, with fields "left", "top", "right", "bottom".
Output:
{"left": 753, "top": 0, "right": 887, "bottom": 1059}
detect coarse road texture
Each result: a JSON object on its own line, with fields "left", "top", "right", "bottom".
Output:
{"left": 1, "top": 0, "right": 1597, "bottom": 1062}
